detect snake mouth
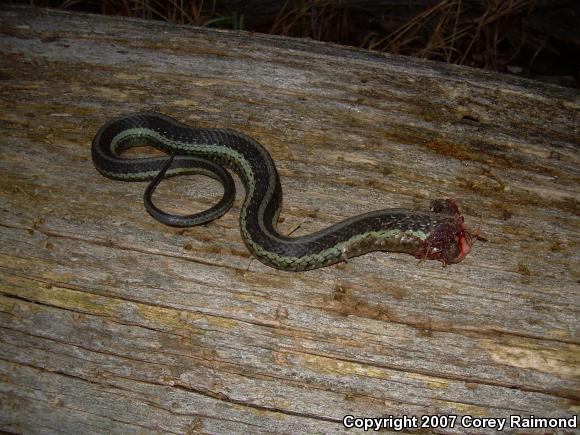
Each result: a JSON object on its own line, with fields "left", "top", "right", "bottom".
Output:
{"left": 447, "top": 221, "right": 472, "bottom": 264}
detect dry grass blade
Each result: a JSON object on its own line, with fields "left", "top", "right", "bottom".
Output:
{"left": 33, "top": 0, "right": 571, "bottom": 78}
{"left": 363, "top": 0, "right": 541, "bottom": 69}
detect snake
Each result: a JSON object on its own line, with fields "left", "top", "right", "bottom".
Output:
{"left": 92, "top": 112, "right": 472, "bottom": 271}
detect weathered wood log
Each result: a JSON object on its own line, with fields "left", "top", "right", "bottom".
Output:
{"left": 0, "top": 4, "right": 578, "bottom": 434}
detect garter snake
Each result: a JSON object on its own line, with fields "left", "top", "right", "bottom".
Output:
{"left": 92, "top": 112, "right": 471, "bottom": 271}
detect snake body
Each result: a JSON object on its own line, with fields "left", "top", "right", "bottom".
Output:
{"left": 92, "top": 112, "right": 471, "bottom": 271}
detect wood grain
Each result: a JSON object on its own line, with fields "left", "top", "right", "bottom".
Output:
{"left": 0, "top": 5, "right": 578, "bottom": 434}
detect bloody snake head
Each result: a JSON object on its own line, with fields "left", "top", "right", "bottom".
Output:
{"left": 414, "top": 199, "right": 472, "bottom": 264}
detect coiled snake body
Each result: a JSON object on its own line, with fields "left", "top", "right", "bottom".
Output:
{"left": 92, "top": 112, "right": 471, "bottom": 271}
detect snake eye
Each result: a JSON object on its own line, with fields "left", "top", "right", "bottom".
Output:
{"left": 430, "top": 199, "right": 460, "bottom": 216}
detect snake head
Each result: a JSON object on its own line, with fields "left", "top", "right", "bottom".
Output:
{"left": 414, "top": 199, "right": 472, "bottom": 264}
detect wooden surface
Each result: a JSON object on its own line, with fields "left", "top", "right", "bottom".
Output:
{"left": 0, "top": 5, "right": 579, "bottom": 434}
